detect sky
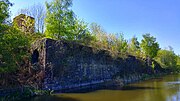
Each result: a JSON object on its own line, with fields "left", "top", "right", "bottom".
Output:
{"left": 9, "top": 0, "right": 180, "bottom": 54}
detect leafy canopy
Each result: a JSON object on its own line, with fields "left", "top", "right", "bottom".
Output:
{"left": 0, "top": 0, "right": 12, "bottom": 23}
{"left": 155, "top": 48, "right": 177, "bottom": 69}
{"left": 128, "top": 36, "right": 140, "bottom": 56}
{"left": 140, "top": 34, "right": 160, "bottom": 58}
{"left": 45, "top": 0, "right": 88, "bottom": 40}
{"left": 0, "top": 0, "right": 12, "bottom": 34}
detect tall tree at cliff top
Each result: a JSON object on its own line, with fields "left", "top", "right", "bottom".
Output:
{"left": 45, "top": 0, "right": 87, "bottom": 40}
{"left": 140, "top": 34, "right": 160, "bottom": 59}
{"left": 128, "top": 36, "right": 140, "bottom": 56}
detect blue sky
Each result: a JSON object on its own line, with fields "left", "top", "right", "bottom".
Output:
{"left": 9, "top": 0, "right": 180, "bottom": 54}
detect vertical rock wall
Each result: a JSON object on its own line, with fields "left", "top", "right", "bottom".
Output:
{"left": 32, "top": 38, "right": 160, "bottom": 91}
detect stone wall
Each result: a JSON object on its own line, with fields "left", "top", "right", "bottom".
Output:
{"left": 32, "top": 38, "right": 162, "bottom": 92}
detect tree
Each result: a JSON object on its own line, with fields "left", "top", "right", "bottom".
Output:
{"left": 140, "top": 34, "right": 160, "bottom": 59}
{"left": 90, "top": 23, "right": 109, "bottom": 49}
{"left": 0, "top": 0, "right": 12, "bottom": 24}
{"left": 176, "top": 55, "right": 180, "bottom": 69}
{"left": 116, "top": 33, "right": 128, "bottom": 54}
{"left": 90, "top": 23, "right": 106, "bottom": 36}
{"left": 45, "top": 0, "right": 77, "bottom": 40}
{"left": 0, "top": 26, "right": 31, "bottom": 73}
{"left": 17, "top": 3, "right": 45, "bottom": 33}
{"left": 89, "top": 23, "right": 128, "bottom": 57}
{"left": 155, "top": 48, "right": 177, "bottom": 70}
{"left": 0, "top": 0, "right": 12, "bottom": 35}
{"left": 108, "top": 34, "right": 118, "bottom": 52}
{"left": 128, "top": 36, "right": 140, "bottom": 56}
{"left": 74, "top": 19, "right": 95, "bottom": 45}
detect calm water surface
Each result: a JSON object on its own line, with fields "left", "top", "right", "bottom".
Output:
{"left": 26, "top": 74, "right": 180, "bottom": 101}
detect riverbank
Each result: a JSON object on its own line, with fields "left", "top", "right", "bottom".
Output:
{"left": 0, "top": 72, "right": 173, "bottom": 101}
{"left": 17, "top": 74, "right": 180, "bottom": 101}
{"left": 0, "top": 87, "right": 50, "bottom": 101}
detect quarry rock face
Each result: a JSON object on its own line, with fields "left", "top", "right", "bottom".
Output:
{"left": 31, "top": 38, "right": 160, "bottom": 92}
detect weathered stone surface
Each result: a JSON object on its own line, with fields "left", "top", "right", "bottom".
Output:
{"left": 31, "top": 38, "right": 162, "bottom": 92}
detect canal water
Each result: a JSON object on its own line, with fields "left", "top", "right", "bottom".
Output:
{"left": 27, "top": 74, "right": 180, "bottom": 101}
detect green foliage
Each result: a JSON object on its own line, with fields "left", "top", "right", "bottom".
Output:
{"left": 89, "top": 23, "right": 108, "bottom": 49}
{"left": 45, "top": 0, "right": 74, "bottom": 40}
{"left": 0, "top": 0, "right": 12, "bottom": 24}
{"left": 0, "top": 0, "right": 30, "bottom": 73}
{"left": 89, "top": 23, "right": 128, "bottom": 57}
{"left": 45, "top": 0, "right": 91, "bottom": 41}
{"left": 90, "top": 23, "right": 106, "bottom": 36}
{"left": 107, "top": 34, "right": 118, "bottom": 52}
{"left": 155, "top": 48, "right": 177, "bottom": 70}
{"left": 128, "top": 36, "right": 140, "bottom": 56}
{"left": 0, "top": 0, "right": 12, "bottom": 34}
{"left": 176, "top": 55, "right": 180, "bottom": 67}
{"left": 140, "top": 33, "right": 160, "bottom": 58}
{"left": 116, "top": 33, "right": 128, "bottom": 54}
{"left": 0, "top": 27, "right": 30, "bottom": 73}
{"left": 73, "top": 18, "right": 94, "bottom": 43}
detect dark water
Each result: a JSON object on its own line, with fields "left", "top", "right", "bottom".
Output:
{"left": 26, "top": 74, "right": 180, "bottom": 101}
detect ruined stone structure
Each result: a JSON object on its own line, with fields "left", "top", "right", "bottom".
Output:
{"left": 31, "top": 38, "right": 162, "bottom": 92}
{"left": 13, "top": 14, "right": 35, "bottom": 33}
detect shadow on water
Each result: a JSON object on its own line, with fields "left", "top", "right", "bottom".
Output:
{"left": 20, "top": 95, "right": 80, "bottom": 101}
{"left": 120, "top": 86, "right": 160, "bottom": 90}
{"left": 58, "top": 85, "right": 160, "bottom": 94}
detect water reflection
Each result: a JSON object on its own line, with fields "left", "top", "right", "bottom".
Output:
{"left": 26, "top": 74, "right": 180, "bottom": 101}
{"left": 23, "top": 95, "right": 80, "bottom": 101}
{"left": 121, "top": 85, "right": 159, "bottom": 90}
